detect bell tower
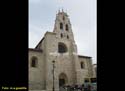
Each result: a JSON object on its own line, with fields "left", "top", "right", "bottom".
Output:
{"left": 52, "top": 10, "right": 82, "bottom": 86}
{"left": 53, "top": 9, "right": 75, "bottom": 43}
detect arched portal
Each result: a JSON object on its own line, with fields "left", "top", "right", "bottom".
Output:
{"left": 59, "top": 73, "right": 68, "bottom": 87}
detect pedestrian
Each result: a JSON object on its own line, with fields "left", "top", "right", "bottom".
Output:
{"left": 81, "top": 84, "right": 84, "bottom": 91}
{"left": 87, "top": 84, "right": 91, "bottom": 91}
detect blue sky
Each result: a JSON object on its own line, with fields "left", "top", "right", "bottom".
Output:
{"left": 29, "top": 0, "right": 97, "bottom": 64}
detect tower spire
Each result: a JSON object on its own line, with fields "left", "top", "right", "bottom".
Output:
{"left": 53, "top": 8, "right": 75, "bottom": 42}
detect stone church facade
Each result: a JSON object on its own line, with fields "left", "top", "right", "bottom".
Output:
{"left": 29, "top": 10, "right": 94, "bottom": 91}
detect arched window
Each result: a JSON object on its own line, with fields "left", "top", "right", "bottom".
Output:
{"left": 61, "top": 33, "right": 63, "bottom": 38}
{"left": 63, "top": 16, "right": 65, "bottom": 20}
{"left": 58, "top": 42, "right": 67, "bottom": 53}
{"left": 66, "top": 24, "right": 69, "bottom": 31}
{"left": 67, "top": 35, "right": 69, "bottom": 39}
{"left": 60, "top": 23, "right": 63, "bottom": 30}
{"left": 31, "top": 56, "right": 38, "bottom": 67}
{"left": 81, "top": 62, "right": 84, "bottom": 69}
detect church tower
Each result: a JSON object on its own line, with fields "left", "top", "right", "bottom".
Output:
{"left": 53, "top": 9, "right": 75, "bottom": 43}
{"left": 48, "top": 9, "right": 82, "bottom": 89}
{"left": 41, "top": 10, "right": 82, "bottom": 91}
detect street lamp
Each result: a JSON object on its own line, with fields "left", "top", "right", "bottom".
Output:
{"left": 52, "top": 60, "right": 55, "bottom": 91}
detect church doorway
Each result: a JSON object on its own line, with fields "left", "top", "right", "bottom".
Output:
{"left": 59, "top": 78, "right": 65, "bottom": 87}
{"left": 59, "top": 73, "right": 68, "bottom": 87}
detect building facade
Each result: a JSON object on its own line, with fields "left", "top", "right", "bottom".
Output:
{"left": 29, "top": 11, "right": 94, "bottom": 91}
{"left": 93, "top": 64, "right": 97, "bottom": 78}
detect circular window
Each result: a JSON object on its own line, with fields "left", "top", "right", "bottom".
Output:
{"left": 58, "top": 42, "right": 68, "bottom": 53}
